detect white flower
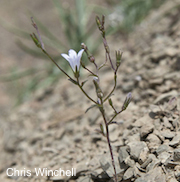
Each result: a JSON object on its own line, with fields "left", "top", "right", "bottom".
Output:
{"left": 61, "top": 49, "right": 84, "bottom": 72}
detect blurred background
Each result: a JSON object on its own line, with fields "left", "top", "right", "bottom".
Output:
{"left": 0, "top": 0, "right": 165, "bottom": 115}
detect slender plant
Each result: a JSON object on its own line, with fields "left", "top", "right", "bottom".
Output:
{"left": 30, "top": 16, "right": 131, "bottom": 182}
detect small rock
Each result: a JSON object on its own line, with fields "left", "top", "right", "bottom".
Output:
{"left": 135, "top": 167, "right": 166, "bottom": 182}
{"left": 146, "top": 154, "right": 161, "bottom": 172}
{"left": 163, "top": 117, "right": 173, "bottom": 129}
{"left": 91, "top": 168, "right": 109, "bottom": 181}
{"left": 146, "top": 133, "right": 161, "bottom": 153}
{"left": 168, "top": 177, "right": 178, "bottom": 182}
{"left": 124, "top": 156, "right": 135, "bottom": 167}
{"left": 73, "top": 133, "right": 82, "bottom": 143}
{"left": 76, "top": 163, "right": 89, "bottom": 176}
{"left": 134, "top": 179, "right": 147, "bottom": 182}
{"left": 125, "top": 133, "right": 141, "bottom": 144}
{"left": 146, "top": 133, "right": 161, "bottom": 144}
{"left": 133, "top": 114, "right": 153, "bottom": 127}
{"left": 149, "top": 77, "right": 164, "bottom": 86}
{"left": 29, "top": 132, "right": 44, "bottom": 144}
{"left": 148, "top": 142, "right": 159, "bottom": 153}
{"left": 165, "top": 47, "right": 178, "bottom": 57}
{"left": 172, "top": 118, "right": 180, "bottom": 129}
{"left": 133, "top": 164, "right": 145, "bottom": 178}
{"left": 118, "top": 146, "right": 129, "bottom": 163}
{"left": 127, "top": 141, "right": 148, "bottom": 160}
{"left": 123, "top": 167, "right": 134, "bottom": 180}
{"left": 76, "top": 176, "right": 93, "bottom": 182}
{"left": 153, "top": 130, "right": 164, "bottom": 142}
{"left": 55, "top": 128, "right": 66, "bottom": 140}
{"left": 158, "top": 151, "right": 170, "bottom": 164}
{"left": 141, "top": 157, "right": 153, "bottom": 169}
{"left": 174, "top": 165, "right": 180, "bottom": 180}
{"left": 174, "top": 149, "right": 180, "bottom": 161}
{"left": 138, "top": 146, "right": 149, "bottom": 164}
{"left": 169, "top": 134, "right": 180, "bottom": 147}
{"left": 51, "top": 175, "right": 66, "bottom": 181}
{"left": 100, "top": 154, "right": 125, "bottom": 178}
{"left": 164, "top": 161, "right": 179, "bottom": 168}
{"left": 140, "top": 123, "right": 154, "bottom": 138}
{"left": 161, "top": 130, "right": 175, "bottom": 139}
{"left": 156, "top": 145, "right": 169, "bottom": 155}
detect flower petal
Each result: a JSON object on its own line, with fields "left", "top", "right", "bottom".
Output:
{"left": 61, "top": 53, "right": 70, "bottom": 62}
{"left": 69, "top": 49, "right": 77, "bottom": 60}
{"left": 69, "top": 58, "right": 76, "bottom": 71}
{"left": 61, "top": 49, "right": 84, "bottom": 72}
{"left": 76, "top": 49, "right": 84, "bottom": 70}
{"left": 77, "top": 49, "right": 84, "bottom": 60}
{"left": 61, "top": 53, "right": 75, "bottom": 71}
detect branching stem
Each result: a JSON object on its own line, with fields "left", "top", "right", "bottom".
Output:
{"left": 77, "top": 78, "right": 97, "bottom": 105}
{"left": 103, "top": 73, "right": 117, "bottom": 102}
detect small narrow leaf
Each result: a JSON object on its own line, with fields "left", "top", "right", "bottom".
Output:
{"left": 81, "top": 80, "right": 88, "bottom": 87}
{"left": 108, "top": 121, "right": 118, "bottom": 125}
{"left": 100, "top": 123, "right": 104, "bottom": 135}
{"left": 68, "top": 78, "right": 78, "bottom": 85}
{"left": 108, "top": 98, "right": 113, "bottom": 106}
{"left": 85, "top": 104, "right": 97, "bottom": 113}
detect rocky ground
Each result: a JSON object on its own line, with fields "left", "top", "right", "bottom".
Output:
{"left": 1, "top": 0, "right": 180, "bottom": 182}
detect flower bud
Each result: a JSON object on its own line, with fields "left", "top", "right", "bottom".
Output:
{"left": 89, "top": 56, "right": 95, "bottom": 63}
{"left": 81, "top": 43, "right": 87, "bottom": 51}
{"left": 93, "top": 77, "right": 103, "bottom": 99}
{"left": 30, "top": 33, "right": 41, "bottom": 48}
{"left": 116, "top": 50, "right": 123, "bottom": 68}
{"left": 81, "top": 43, "right": 95, "bottom": 63}
{"left": 122, "top": 92, "right": 132, "bottom": 110}
{"left": 102, "top": 15, "right": 105, "bottom": 27}
{"left": 96, "top": 16, "right": 102, "bottom": 30}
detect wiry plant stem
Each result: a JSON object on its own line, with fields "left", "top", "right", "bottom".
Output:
{"left": 77, "top": 78, "right": 97, "bottom": 105}
{"left": 100, "top": 108, "right": 117, "bottom": 182}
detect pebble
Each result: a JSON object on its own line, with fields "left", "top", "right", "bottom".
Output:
{"left": 174, "top": 165, "right": 180, "bottom": 180}
{"left": 123, "top": 167, "right": 134, "bottom": 180}
{"left": 100, "top": 154, "right": 125, "bottom": 178}
{"left": 161, "top": 130, "right": 175, "bottom": 139}
{"left": 169, "top": 134, "right": 180, "bottom": 147}
{"left": 158, "top": 151, "right": 171, "bottom": 164}
{"left": 146, "top": 133, "right": 161, "bottom": 144}
{"left": 174, "top": 149, "right": 180, "bottom": 161}
{"left": 127, "top": 141, "right": 148, "bottom": 160}
{"left": 76, "top": 176, "right": 93, "bottom": 182}
{"left": 140, "top": 123, "right": 154, "bottom": 138}
{"left": 168, "top": 177, "right": 178, "bottom": 182}
{"left": 156, "top": 144, "right": 169, "bottom": 155}
{"left": 118, "top": 146, "right": 129, "bottom": 163}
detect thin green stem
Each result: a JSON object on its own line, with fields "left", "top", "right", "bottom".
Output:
{"left": 42, "top": 50, "right": 75, "bottom": 81}
{"left": 103, "top": 73, "right": 117, "bottom": 102}
{"left": 83, "top": 66, "right": 98, "bottom": 77}
{"left": 77, "top": 78, "right": 97, "bottom": 105}
{"left": 108, "top": 109, "right": 124, "bottom": 125}
{"left": 110, "top": 104, "right": 117, "bottom": 114}
{"left": 107, "top": 52, "right": 115, "bottom": 71}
